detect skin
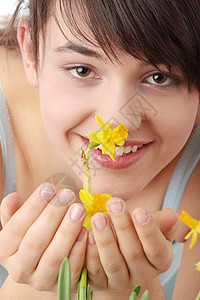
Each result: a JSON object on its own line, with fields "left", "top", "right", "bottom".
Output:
{"left": 0, "top": 7, "right": 200, "bottom": 300}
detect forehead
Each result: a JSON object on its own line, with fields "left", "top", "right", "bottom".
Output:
{"left": 45, "top": 4, "right": 99, "bottom": 48}
{"left": 42, "top": 10, "right": 122, "bottom": 64}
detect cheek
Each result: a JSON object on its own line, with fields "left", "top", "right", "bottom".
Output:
{"left": 152, "top": 95, "right": 199, "bottom": 157}
{"left": 38, "top": 80, "right": 79, "bottom": 142}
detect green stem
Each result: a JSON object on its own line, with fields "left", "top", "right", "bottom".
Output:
{"left": 86, "top": 142, "right": 99, "bottom": 166}
{"left": 78, "top": 266, "right": 87, "bottom": 300}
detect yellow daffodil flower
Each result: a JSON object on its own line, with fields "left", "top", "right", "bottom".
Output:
{"left": 195, "top": 261, "right": 200, "bottom": 272}
{"left": 179, "top": 211, "right": 200, "bottom": 249}
{"left": 88, "top": 116, "right": 128, "bottom": 160}
{"left": 79, "top": 189, "right": 111, "bottom": 230}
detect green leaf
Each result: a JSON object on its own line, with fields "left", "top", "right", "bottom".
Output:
{"left": 78, "top": 266, "right": 87, "bottom": 300}
{"left": 57, "top": 257, "right": 71, "bottom": 300}
{"left": 195, "top": 291, "right": 200, "bottom": 300}
{"left": 140, "top": 290, "right": 149, "bottom": 300}
{"left": 133, "top": 285, "right": 141, "bottom": 296}
{"left": 129, "top": 291, "right": 138, "bottom": 300}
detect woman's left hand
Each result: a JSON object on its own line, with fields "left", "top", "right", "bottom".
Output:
{"left": 85, "top": 197, "right": 178, "bottom": 292}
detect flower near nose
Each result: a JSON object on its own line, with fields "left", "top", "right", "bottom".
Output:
{"left": 179, "top": 211, "right": 200, "bottom": 249}
{"left": 195, "top": 261, "right": 200, "bottom": 272}
{"left": 79, "top": 189, "right": 111, "bottom": 230}
{"left": 88, "top": 116, "right": 128, "bottom": 160}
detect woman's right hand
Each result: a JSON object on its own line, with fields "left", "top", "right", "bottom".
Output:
{"left": 0, "top": 183, "right": 88, "bottom": 292}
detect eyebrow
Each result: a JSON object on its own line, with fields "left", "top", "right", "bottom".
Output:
{"left": 54, "top": 42, "right": 108, "bottom": 61}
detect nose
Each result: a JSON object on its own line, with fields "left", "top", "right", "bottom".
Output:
{"left": 96, "top": 89, "right": 149, "bottom": 131}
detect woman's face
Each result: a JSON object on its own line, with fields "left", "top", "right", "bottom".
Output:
{"left": 30, "top": 15, "right": 199, "bottom": 200}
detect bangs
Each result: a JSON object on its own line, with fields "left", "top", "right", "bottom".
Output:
{"left": 52, "top": 0, "right": 200, "bottom": 89}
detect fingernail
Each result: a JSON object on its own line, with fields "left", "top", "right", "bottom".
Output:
{"left": 77, "top": 227, "right": 87, "bottom": 241}
{"left": 133, "top": 208, "right": 149, "bottom": 225}
{"left": 88, "top": 231, "right": 96, "bottom": 245}
{"left": 70, "top": 205, "right": 85, "bottom": 221}
{"left": 94, "top": 216, "right": 108, "bottom": 231}
{"left": 108, "top": 199, "right": 124, "bottom": 215}
{"left": 41, "top": 183, "right": 55, "bottom": 201}
{"left": 59, "top": 189, "right": 76, "bottom": 206}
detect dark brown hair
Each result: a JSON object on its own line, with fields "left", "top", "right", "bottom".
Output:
{"left": 0, "top": 0, "right": 200, "bottom": 90}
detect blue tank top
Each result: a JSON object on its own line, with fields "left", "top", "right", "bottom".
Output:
{"left": 0, "top": 83, "right": 16, "bottom": 287}
{"left": 0, "top": 84, "right": 16, "bottom": 197}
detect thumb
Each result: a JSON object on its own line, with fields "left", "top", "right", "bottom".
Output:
{"left": 0, "top": 192, "right": 25, "bottom": 228}
{"left": 153, "top": 208, "right": 178, "bottom": 243}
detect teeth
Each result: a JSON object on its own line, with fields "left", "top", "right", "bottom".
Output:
{"left": 116, "top": 146, "right": 124, "bottom": 156}
{"left": 94, "top": 143, "right": 144, "bottom": 157}
{"left": 115, "top": 145, "right": 143, "bottom": 157}
{"left": 124, "top": 145, "right": 132, "bottom": 154}
{"left": 132, "top": 145, "right": 138, "bottom": 153}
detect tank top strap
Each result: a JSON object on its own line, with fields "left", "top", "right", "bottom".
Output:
{"left": 0, "top": 84, "right": 16, "bottom": 197}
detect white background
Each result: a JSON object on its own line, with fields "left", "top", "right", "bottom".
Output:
{"left": 0, "top": 0, "right": 17, "bottom": 16}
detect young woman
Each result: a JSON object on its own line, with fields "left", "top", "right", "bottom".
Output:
{"left": 0, "top": 1, "right": 200, "bottom": 299}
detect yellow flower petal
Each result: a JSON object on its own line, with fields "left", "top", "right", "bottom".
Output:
{"left": 185, "top": 230, "right": 192, "bottom": 241}
{"left": 80, "top": 191, "right": 112, "bottom": 230}
{"left": 88, "top": 131, "right": 104, "bottom": 144}
{"left": 111, "top": 125, "right": 128, "bottom": 142}
{"left": 79, "top": 189, "right": 93, "bottom": 207}
{"left": 107, "top": 142, "right": 116, "bottom": 160}
{"left": 195, "top": 261, "right": 200, "bottom": 272}
{"left": 83, "top": 214, "right": 92, "bottom": 230}
{"left": 179, "top": 211, "right": 199, "bottom": 229}
{"left": 95, "top": 116, "right": 105, "bottom": 129}
{"left": 89, "top": 116, "right": 128, "bottom": 161}
{"left": 116, "top": 140, "right": 125, "bottom": 146}
{"left": 189, "top": 230, "right": 198, "bottom": 249}
{"left": 179, "top": 211, "right": 200, "bottom": 249}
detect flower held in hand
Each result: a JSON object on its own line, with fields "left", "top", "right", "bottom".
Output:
{"left": 79, "top": 189, "right": 111, "bottom": 230}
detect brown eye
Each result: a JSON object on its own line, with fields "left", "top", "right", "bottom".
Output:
{"left": 76, "top": 67, "right": 91, "bottom": 77}
{"left": 69, "top": 66, "right": 95, "bottom": 79}
{"left": 153, "top": 73, "right": 168, "bottom": 84}
{"left": 145, "top": 73, "right": 172, "bottom": 86}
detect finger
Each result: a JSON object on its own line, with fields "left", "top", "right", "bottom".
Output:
{"left": 30, "top": 203, "right": 86, "bottom": 291}
{"left": 132, "top": 208, "right": 174, "bottom": 273}
{"left": 155, "top": 208, "right": 178, "bottom": 242}
{"left": 68, "top": 227, "right": 88, "bottom": 292}
{"left": 9, "top": 189, "right": 77, "bottom": 284}
{"left": 91, "top": 212, "right": 129, "bottom": 290}
{"left": 0, "top": 182, "right": 56, "bottom": 259}
{"left": 86, "top": 230, "right": 107, "bottom": 290}
{"left": 0, "top": 193, "right": 25, "bottom": 228}
{"left": 106, "top": 198, "right": 148, "bottom": 280}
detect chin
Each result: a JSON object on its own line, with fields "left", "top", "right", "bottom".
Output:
{"left": 90, "top": 178, "right": 138, "bottom": 201}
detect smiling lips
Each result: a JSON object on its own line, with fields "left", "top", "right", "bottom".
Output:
{"left": 79, "top": 135, "right": 152, "bottom": 169}
{"left": 91, "top": 141, "right": 152, "bottom": 169}
{"left": 95, "top": 143, "right": 144, "bottom": 157}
